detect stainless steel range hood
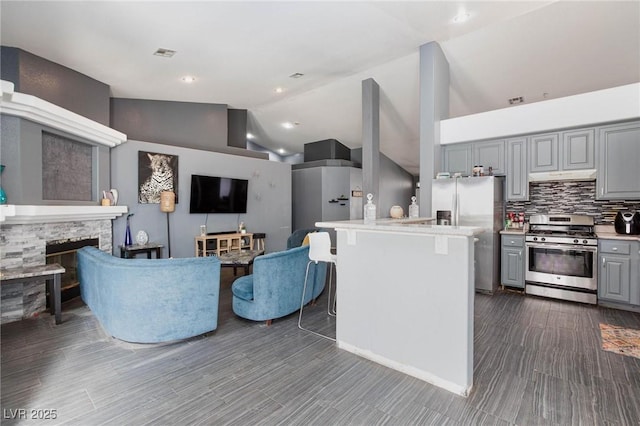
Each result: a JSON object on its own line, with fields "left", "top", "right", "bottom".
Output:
{"left": 528, "top": 169, "right": 597, "bottom": 182}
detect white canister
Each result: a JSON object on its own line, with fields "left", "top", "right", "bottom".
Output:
{"left": 390, "top": 205, "right": 404, "bottom": 219}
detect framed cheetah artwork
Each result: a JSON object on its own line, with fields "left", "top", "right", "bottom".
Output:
{"left": 138, "top": 151, "right": 179, "bottom": 204}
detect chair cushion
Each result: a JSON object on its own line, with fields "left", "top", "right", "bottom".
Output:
{"left": 231, "top": 276, "right": 254, "bottom": 301}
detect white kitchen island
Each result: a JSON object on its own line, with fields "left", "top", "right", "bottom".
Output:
{"left": 316, "top": 218, "right": 483, "bottom": 396}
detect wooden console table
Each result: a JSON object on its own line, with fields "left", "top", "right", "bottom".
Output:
{"left": 0, "top": 263, "right": 65, "bottom": 324}
{"left": 195, "top": 233, "right": 253, "bottom": 257}
{"left": 120, "top": 243, "right": 164, "bottom": 259}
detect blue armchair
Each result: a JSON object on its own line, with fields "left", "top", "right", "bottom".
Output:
{"left": 77, "top": 246, "right": 221, "bottom": 343}
{"left": 231, "top": 245, "right": 326, "bottom": 325}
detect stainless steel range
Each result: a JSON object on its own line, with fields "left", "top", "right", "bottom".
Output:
{"left": 525, "top": 214, "right": 598, "bottom": 304}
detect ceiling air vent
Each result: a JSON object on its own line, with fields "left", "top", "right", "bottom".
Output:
{"left": 153, "top": 48, "right": 176, "bottom": 58}
{"left": 508, "top": 96, "right": 524, "bottom": 105}
{"left": 289, "top": 72, "right": 304, "bottom": 79}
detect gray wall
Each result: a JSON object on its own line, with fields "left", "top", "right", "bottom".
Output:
{"left": 0, "top": 46, "right": 110, "bottom": 125}
{"left": 110, "top": 98, "right": 266, "bottom": 160}
{"left": 111, "top": 140, "right": 292, "bottom": 258}
{"left": 110, "top": 98, "right": 228, "bottom": 151}
{"left": 0, "top": 115, "right": 111, "bottom": 205}
{"left": 351, "top": 148, "right": 415, "bottom": 217}
{"left": 227, "top": 109, "right": 247, "bottom": 149}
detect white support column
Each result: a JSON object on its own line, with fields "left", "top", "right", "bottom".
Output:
{"left": 418, "top": 42, "right": 449, "bottom": 216}
{"left": 362, "top": 78, "right": 380, "bottom": 214}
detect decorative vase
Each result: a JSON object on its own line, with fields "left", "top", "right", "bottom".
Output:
{"left": 0, "top": 165, "right": 7, "bottom": 205}
{"left": 125, "top": 214, "right": 133, "bottom": 246}
{"left": 390, "top": 205, "right": 404, "bottom": 219}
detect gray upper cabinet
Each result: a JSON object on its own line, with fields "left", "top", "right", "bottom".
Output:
{"left": 597, "top": 121, "right": 640, "bottom": 200}
{"left": 562, "top": 128, "right": 595, "bottom": 170}
{"left": 506, "top": 137, "right": 528, "bottom": 201}
{"left": 473, "top": 140, "right": 506, "bottom": 175}
{"left": 442, "top": 143, "right": 472, "bottom": 175}
{"left": 529, "top": 133, "right": 559, "bottom": 172}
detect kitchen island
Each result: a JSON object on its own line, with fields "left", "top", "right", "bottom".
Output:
{"left": 316, "top": 218, "right": 483, "bottom": 396}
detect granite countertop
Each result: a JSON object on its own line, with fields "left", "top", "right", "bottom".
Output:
{"left": 316, "top": 217, "right": 483, "bottom": 237}
{"left": 500, "top": 228, "right": 526, "bottom": 235}
{"left": 595, "top": 225, "right": 640, "bottom": 242}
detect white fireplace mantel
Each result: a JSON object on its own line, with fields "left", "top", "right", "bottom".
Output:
{"left": 0, "top": 205, "right": 128, "bottom": 224}
{"left": 0, "top": 80, "right": 126, "bottom": 147}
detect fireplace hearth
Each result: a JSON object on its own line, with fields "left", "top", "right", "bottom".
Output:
{"left": 46, "top": 237, "right": 99, "bottom": 302}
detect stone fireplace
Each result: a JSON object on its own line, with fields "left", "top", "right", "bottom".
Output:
{"left": 0, "top": 80, "right": 128, "bottom": 323}
{"left": 0, "top": 210, "right": 125, "bottom": 323}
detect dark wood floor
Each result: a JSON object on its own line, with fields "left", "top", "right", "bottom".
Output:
{"left": 2, "top": 269, "right": 640, "bottom": 425}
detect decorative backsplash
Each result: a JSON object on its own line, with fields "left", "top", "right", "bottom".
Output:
{"left": 506, "top": 181, "right": 640, "bottom": 224}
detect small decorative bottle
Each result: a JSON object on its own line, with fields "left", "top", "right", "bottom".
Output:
{"left": 0, "top": 165, "right": 7, "bottom": 205}
{"left": 364, "top": 193, "right": 376, "bottom": 224}
{"left": 125, "top": 214, "right": 133, "bottom": 246}
{"left": 409, "top": 196, "right": 419, "bottom": 218}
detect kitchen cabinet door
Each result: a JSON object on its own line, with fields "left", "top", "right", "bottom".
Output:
{"left": 529, "top": 133, "right": 559, "bottom": 172}
{"left": 506, "top": 137, "right": 528, "bottom": 201}
{"left": 442, "top": 143, "right": 472, "bottom": 175}
{"left": 562, "top": 128, "right": 595, "bottom": 170}
{"left": 473, "top": 140, "right": 505, "bottom": 175}
{"left": 501, "top": 235, "right": 525, "bottom": 288}
{"left": 596, "top": 121, "right": 640, "bottom": 200}
{"left": 598, "top": 254, "right": 631, "bottom": 304}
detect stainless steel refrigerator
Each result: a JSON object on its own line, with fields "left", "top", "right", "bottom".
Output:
{"left": 431, "top": 176, "right": 504, "bottom": 294}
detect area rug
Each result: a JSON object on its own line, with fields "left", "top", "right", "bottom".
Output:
{"left": 599, "top": 323, "right": 640, "bottom": 359}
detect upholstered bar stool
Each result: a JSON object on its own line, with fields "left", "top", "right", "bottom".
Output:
{"left": 253, "top": 233, "right": 266, "bottom": 251}
{"left": 298, "top": 232, "right": 337, "bottom": 341}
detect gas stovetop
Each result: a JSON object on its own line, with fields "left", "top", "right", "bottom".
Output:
{"left": 526, "top": 214, "right": 597, "bottom": 246}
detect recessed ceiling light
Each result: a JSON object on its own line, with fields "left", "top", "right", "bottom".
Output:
{"left": 274, "top": 87, "right": 284, "bottom": 94}
{"left": 153, "top": 48, "right": 176, "bottom": 57}
{"left": 282, "top": 122, "right": 294, "bottom": 129}
{"left": 278, "top": 148, "right": 286, "bottom": 154}
{"left": 181, "top": 76, "right": 196, "bottom": 83}
{"left": 246, "top": 133, "right": 255, "bottom": 140}
{"left": 289, "top": 73, "right": 304, "bottom": 79}
{"left": 452, "top": 12, "right": 470, "bottom": 24}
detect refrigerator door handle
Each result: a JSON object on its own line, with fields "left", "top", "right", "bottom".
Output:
{"left": 456, "top": 194, "right": 460, "bottom": 226}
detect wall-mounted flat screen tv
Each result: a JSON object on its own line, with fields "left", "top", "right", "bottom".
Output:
{"left": 189, "top": 174, "right": 248, "bottom": 214}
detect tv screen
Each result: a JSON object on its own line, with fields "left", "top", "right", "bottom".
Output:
{"left": 189, "top": 175, "right": 248, "bottom": 214}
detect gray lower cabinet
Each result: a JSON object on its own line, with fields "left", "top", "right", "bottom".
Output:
{"left": 596, "top": 121, "right": 640, "bottom": 200}
{"left": 506, "top": 137, "right": 528, "bottom": 201}
{"left": 529, "top": 133, "right": 559, "bottom": 172}
{"left": 501, "top": 234, "right": 525, "bottom": 288}
{"left": 598, "top": 239, "right": 640, "bottom": 307}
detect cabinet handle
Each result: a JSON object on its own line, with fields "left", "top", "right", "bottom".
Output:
{"left": 601, "top": 187, "right": 604, "bottom": 196}
{"left": 519, "top": 250, "right": 522, "bottom": 260}
{"left": 612, "top": 247, "right": 618, "bottom": 251}
{"left": 602, "top": 257, "right": 606, "bottom": 268}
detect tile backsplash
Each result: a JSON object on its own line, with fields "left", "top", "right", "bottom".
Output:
{"left": 506, "top": 181, "right": 640, "bottom": 224}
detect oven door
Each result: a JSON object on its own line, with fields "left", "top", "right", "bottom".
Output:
{"left": 525, "top": 243, "right": 597, "bottom": 290}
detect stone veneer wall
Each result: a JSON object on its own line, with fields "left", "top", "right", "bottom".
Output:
{"left": 506, "top": 181, "right": 640, "bottom": 224}
{"left": 0, "top": 219, "right": 112, "bottom": 323}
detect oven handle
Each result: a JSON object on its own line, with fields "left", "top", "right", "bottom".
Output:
{"left": 525, "top": 242, "right": 598, "bottom": 252}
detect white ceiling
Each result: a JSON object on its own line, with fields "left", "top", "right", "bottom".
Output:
{"left": 1, "top": 1, "right": 639, "bottom": 175}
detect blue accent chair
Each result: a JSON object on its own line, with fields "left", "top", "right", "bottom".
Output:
{"left": 77, "top": 246, "right": 221, "bottom": 343}
{"left": 231, "top": 245, "right": 326, "bottom": 325}
{"left": 286, "top": 227, "right": 324, "bottom": 249}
